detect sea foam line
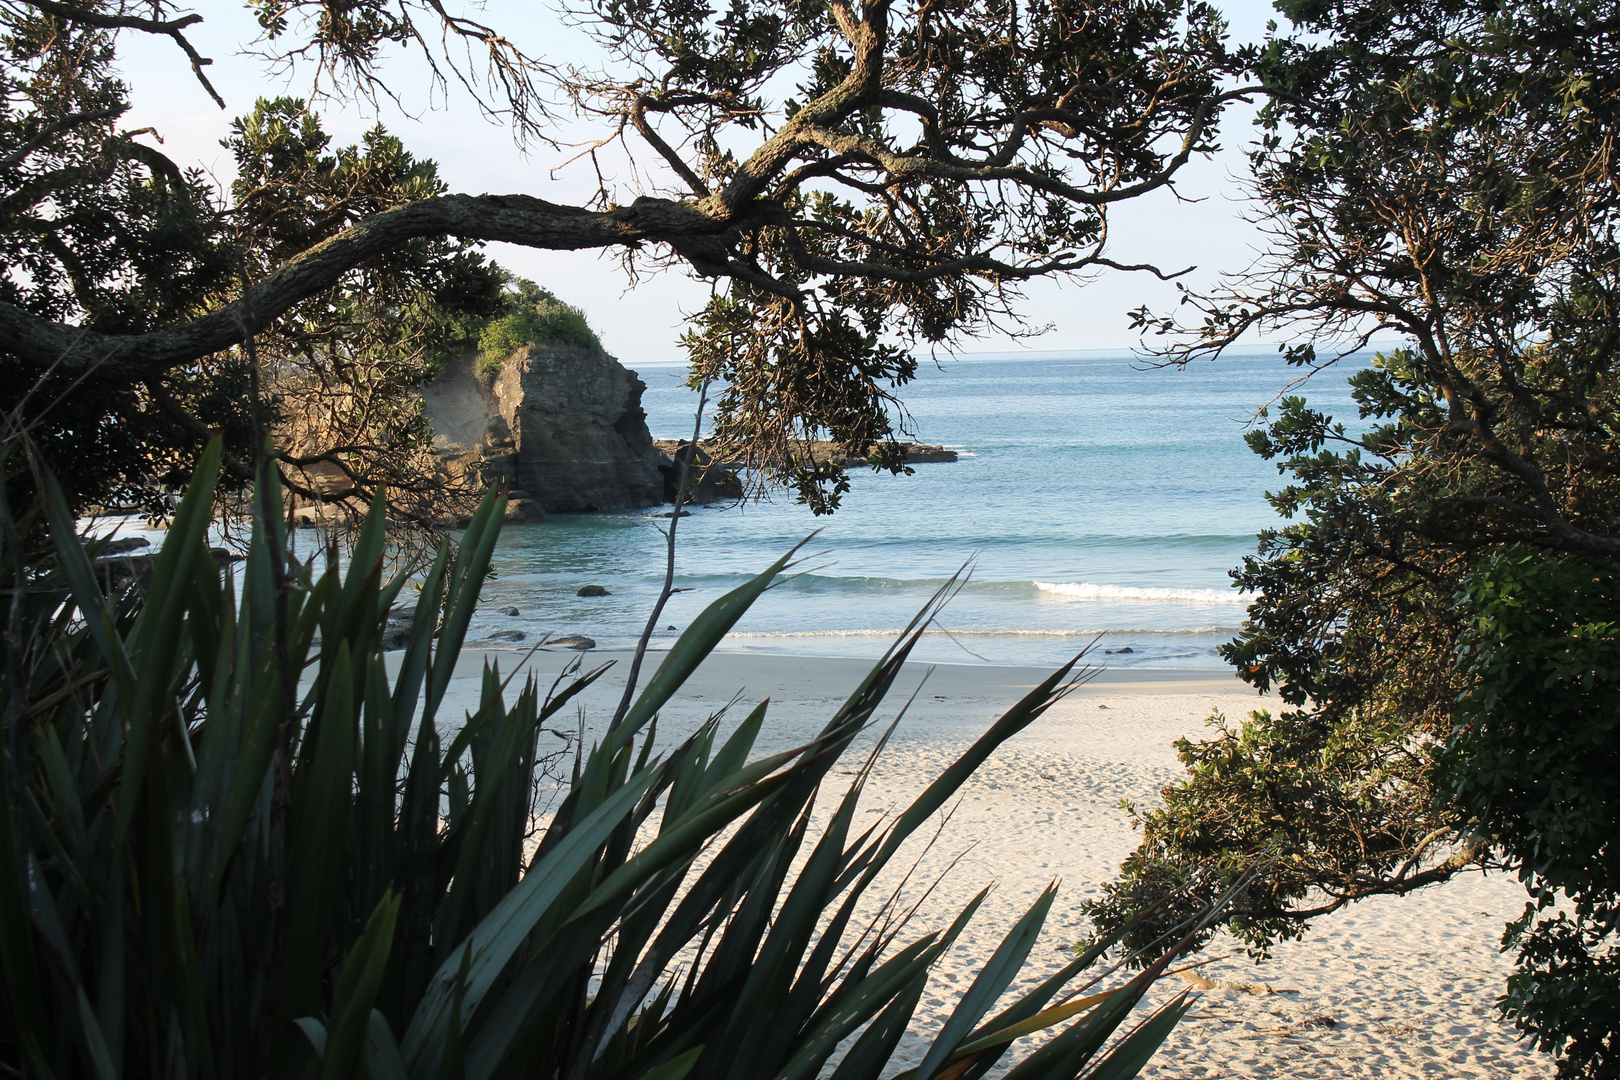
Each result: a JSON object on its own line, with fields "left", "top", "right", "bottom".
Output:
{"left": 1033, "top": 581, "right": 1250, "bottom": 604}
{"left": 725, "top": 626, "right": 1239, "bottom": 639}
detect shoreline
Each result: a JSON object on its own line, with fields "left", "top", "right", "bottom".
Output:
{"left": 426, "top": 645, "right": 1547, "bottom": 1078}
{"left": 443, "top": 647, "right": 1258, "bottom": 703}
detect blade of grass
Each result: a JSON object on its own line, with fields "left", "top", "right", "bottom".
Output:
{"left": 321, "top": 892, "right": 403, "bottom": 1080}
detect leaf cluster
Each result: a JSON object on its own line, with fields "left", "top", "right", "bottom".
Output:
{"left": 0, "top": 6, "right": 240, "bottom": 507}
{"left": 1442, "top": 550, "right": 1620, "bottom": 1077}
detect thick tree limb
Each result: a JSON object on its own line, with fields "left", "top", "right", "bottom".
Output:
{"left": 0, "top": 191, "right": 736, "bottom": 378}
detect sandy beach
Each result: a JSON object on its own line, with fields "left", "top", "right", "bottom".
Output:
{"left": 435, "top": 647, "right": 1550, "bottom": 1079}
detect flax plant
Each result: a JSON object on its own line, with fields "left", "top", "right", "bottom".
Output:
{"left": 0, "top": 437, "right": 1213, "bottom": 1080}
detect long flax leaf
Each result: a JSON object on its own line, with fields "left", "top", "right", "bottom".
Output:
{"left": 611, "top": 543, "right": 807, "bottom": 749}
{"left": 913, "top": 885, "right": 1061, "bottom": 1080}
{"left": 402, "top": 761, "right": 665, "bottom": 1074}
{"left": 321, "top": 892, "right": 404, "bottom": 1080}
{"left": 280, "top": 641, "right": 359, "bottom": 1031}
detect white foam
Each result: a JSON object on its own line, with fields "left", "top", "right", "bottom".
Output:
{"left": 1033, "top": 581, "right": 1250, "bottom": 604}
{"left": 724, "top": 626, "right": 1238, "bottom": 639}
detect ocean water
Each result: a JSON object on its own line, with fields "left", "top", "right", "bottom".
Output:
{"left": 470, "top": 349, "right": 1367, "bottom": 670}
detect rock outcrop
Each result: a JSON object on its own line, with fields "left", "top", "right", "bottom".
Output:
{"left": 657, "top": 441, "right": 744, "bottom": 503}
{"left": 422, "top": 343, "right": 674, "bottom": 517}
{"left": 491, "top": 345, "right": 664, "bottom": 512}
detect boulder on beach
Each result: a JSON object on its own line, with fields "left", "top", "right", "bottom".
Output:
{"left": 548, "top": 634, "right": 596, "bottom": 650}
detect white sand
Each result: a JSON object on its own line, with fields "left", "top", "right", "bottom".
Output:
{"left": 435, "top": 648, "right": 1550, "bottom": 1078}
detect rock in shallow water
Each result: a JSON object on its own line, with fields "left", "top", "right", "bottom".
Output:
{"left": 492, "top": 344, "right": 664, "bottom": 512}
{"left": 490, "top": 629, "right": 526, "bottom": 642}
{"left": 418, "top": 342, "right": 667, "bottom": 519}
{"left": 548, "top": 634, "right": 595, "bottom": 650}
{"left": 98, "top": 536, "right": 150, "bottom": 555}
{"left": 577, "top": 584, "right": 610, "bottom": 597}
{"left": 381, "top": 604, "right": 417, "bottom": 651}
{"left": 503, "top": 498, "right": 546, "bottom": 523}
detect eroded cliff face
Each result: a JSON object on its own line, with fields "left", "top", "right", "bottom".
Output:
{"left": 492, "top": 344, "right": 665, "bottom": 512}
{"left": 421, "top": 343, "right": 666, "bottom": 517}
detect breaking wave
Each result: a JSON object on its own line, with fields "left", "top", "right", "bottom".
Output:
{"left": 1033, "top": 581, "right": 1250, "bottom": 604}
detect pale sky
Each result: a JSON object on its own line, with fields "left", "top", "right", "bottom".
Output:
{"left": 119, "top": 0, "right": 1288, "bottom": 365}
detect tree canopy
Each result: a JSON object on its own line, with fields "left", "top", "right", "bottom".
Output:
{"left": 1085, "top": 0, "right": 1620, "bottom": 1073}
{"left": 0, "top": 0, "right": 1249, "bottom": 513}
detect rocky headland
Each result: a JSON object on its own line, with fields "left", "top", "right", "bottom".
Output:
{"left": 422, "top": 343, "right": 739, "bottom": 521}
{"left": 287, "top": 343, "right": 952, "bottom": 527}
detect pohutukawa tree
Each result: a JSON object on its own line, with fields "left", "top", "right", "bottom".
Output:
{"left": 0, "top": 0, "right": 1248, "bottom": 513}
{"left": 1084, "top": 0, "right": 1620, "bottom": 1073}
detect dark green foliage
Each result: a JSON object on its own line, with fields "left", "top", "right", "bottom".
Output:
{"left": 223, "top": 97, "right": 507, "bottom": 517}
{"left": 1091, "top": 0, "right": 1620, "bottom": 1073}
{"left": 1449, "top": 553, "right": 1620, "bottom": 899}
{"left": 0, "top": 8, "right": 238, "bottom": 506}
{"left": 0, "top": 46, "right": 507, "bottom": 516}
{"left": 0, "top": 434, "right": 1213, "bottom": 1079}
{"left": 1444, "top": 551, "right": 1620, "bottom": 1076}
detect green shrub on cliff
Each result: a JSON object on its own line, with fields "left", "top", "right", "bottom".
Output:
{"left": 0, "top": 437, "right": 1224, "bottom": 1080}
{"left": 477, "top": 279, "right": 601, "bottom": 380}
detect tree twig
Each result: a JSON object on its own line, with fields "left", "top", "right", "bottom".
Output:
{"left": 608, "top": 378, "right": 711, "bottom": 733}
{"left": 22, "top": 0, "right": 226, "bottom": 108}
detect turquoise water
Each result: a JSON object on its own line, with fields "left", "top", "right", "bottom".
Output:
{"left": 471, "top": 349, "right": 1366, "bottom": 670}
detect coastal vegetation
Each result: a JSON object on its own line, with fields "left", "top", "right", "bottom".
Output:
{"left": 476, "top": 283, "right": 601, "bottom": 383}
{"left": 0, "top": 441, "right": 1222, "bottom": 1079}
{"left": 1088, "top": 0, "right": 1620, "bottom": 1074}
{"left": 4, "top": 0, "right": 1619, "bottom": 1075}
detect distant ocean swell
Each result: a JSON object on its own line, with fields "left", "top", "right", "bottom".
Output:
{"left": 668, "top": 571, "right": 1252, "bottom": 603}
{"left": 773, "top": 532, "right": 1257, "bottom": 552}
